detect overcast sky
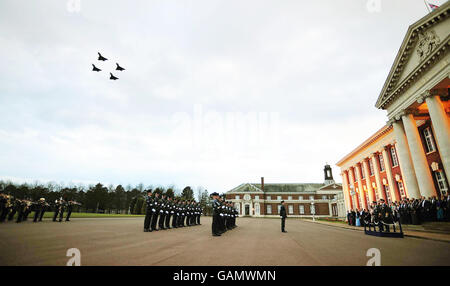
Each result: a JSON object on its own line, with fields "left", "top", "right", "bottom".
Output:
{"left": 0, "top": 0, "right": 446, "bottom": 193}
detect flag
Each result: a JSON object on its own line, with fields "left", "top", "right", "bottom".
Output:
{"left": 427, "top": 2, "right": 440, "bottom": 11}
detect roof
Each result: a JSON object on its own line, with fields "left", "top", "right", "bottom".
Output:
{"left": 227, "top": 182, "right": 342, "bottom": 193}
{"left": 336, "top": 124, "right": 392, "bottom": 166}
{"left": 375, "top": 2, "right": 450, "bottom": 109}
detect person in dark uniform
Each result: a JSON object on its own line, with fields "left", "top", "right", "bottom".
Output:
{"left": 172, "top": 198, "right": 179, "bottom": 228}
{"left": 66, "top": 200, "right": 81, "bottom": 221}
{"left": 7, "top": 197, "right": 19, "bottom": 221}
{"left": 39, "top": 200, "right": 49, "bottom": 222}
{"left": 143, "top": 190, "right": 154, "bottom": 232}
{"left": 22, "top": 200, "right": 33, "bottom": 221}
{"left": 280, "top": 200, "right": 287, "bottom": 233}
{"left": 151, "top": 191, "right": 161, "bottom": 231}
{"left": 165, "top": 196, "right": 173, "bottom": 229}
{"left": 33, "top": 198, "right": 46, "bottom": 222}
{"left": 211, "top": 192, "right": 221, "bottom": 236}
{"left": 0, "top": 195, "right": 13, "bottom": 222}
{"left": 158, "top": 193, "right": 168, "bottom": 230}
{"left": 196, "top": 202, "right": 202, "bottom": 225}
{"left": 15, "top": 199, "right": 27, "bottom": 223}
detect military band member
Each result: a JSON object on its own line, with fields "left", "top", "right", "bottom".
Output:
{"left": 0, "top": 195, "right": 13, "bottom": 222}
{"left": 151, "top": 191, "right": 161, "bottom": 231}
{"left": 144, "top": 190, "right": 154, "bottom": 232}
{"left": 53, "top": 198, "right": 66, "bottom": 222}
{"left": 33, "top": 198, "right": 46, "bottom": 222}
{"left": 66, "top": 200, "right": 81, "bottom": 221}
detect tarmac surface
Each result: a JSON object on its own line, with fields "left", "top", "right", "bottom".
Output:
{"left": 0, "top": 217, "right": 449, "bottom": 266}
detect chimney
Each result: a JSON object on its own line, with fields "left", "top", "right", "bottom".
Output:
{"left": 261, "top": 177, "right": 264, "bottom": 192}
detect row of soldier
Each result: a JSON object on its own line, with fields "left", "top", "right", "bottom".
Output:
{"left": 0, "top": 193, "right": 81, "bottom": 223}
{"left": 211, "top": 192, "right": 238, "bottom": 236}
{"left": 143, "top": 189, "right": 203, "bottom": 232}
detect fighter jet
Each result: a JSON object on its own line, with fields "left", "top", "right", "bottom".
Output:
{"left": 116, "top": 63, "right": 125, "bottom": 71}
{"left": 92, "top": 64, "right": 101, "bottom": 72}
{"left": 110, "top": 72, "right": 118, "bottom": 80}
{"left": 98, "top": 52, "right": 108, "bottom": 61}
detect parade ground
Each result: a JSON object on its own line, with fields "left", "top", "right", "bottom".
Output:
{"left": 0, "top": 217, "right": 449, "bottom": 266}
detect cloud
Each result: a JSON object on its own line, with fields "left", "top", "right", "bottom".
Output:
{"left": 0, "top": 0, "right": 436, "bottom": 192}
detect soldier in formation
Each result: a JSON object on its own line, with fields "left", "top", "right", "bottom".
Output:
{"left": 211, "top": 193, "right": 238, "bottom": 237}
{"left": 143, "top": 190, "right": 203, "bottom": 232}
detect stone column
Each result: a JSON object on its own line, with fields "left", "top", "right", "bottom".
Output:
{"left": 392, "top": 120, "right": 421, "bottom": 198}
{"left": 348, "top": 168, "right": 360, "bottom": 209}
{"left": 355, "top": 164, "right": 368, "bottom": 209}
{"left": 402, "top": 113, "right": 437, "bottom": 198}
{"left": 425, "top": 94, "right": 450, "bottom": 181}
{"left": 371, "top": 154, "right": 385, "bottom": 201}
{"left": 342, "top": 171, "right": 352, "bottom": 211}
{"left": 362, "top": 159, "right": 375, "bottom": 203}
{"left": 382, "top": 147, "right": 400, "bottom": 202}
{"left": 328, "top": 201, "right": 332, "bottom": 216}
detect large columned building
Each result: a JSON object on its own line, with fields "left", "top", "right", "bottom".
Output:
{"left": 337, "top": 3, "right": 449, "bottom": 211}
{"left": 226, "top": 165, "right": 346, "bottom": 218}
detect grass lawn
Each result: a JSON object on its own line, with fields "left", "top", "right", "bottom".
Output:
{"left": 6, "top": 212, "right": 144, "bottom": 220}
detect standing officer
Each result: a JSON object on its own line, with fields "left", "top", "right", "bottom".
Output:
{"left": 144, "top": 190, "right": 154, "bottom": 232}
{"left": 172, "top": 198, "right": 179, "bottom": 228}
{"left": 196, "top": 202, "right": 202, "bottom": 225}
{"left": 151, "top": 191, "right": 161, "bottom": 231}
{"left": 211, "top": 192, "right": 221, "bottom": 236}
{"left": 159, "top": 193, "right": 169, "bottom": 230}
{"left": 280, "top": 200, "right": 287, "bottom": 233}
{"left": 165, "top": 196, "right": 173, "bottom": 229}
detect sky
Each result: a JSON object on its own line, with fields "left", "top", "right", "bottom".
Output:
{"left": 0, "top": 0, "right": 446, "bottom": 193}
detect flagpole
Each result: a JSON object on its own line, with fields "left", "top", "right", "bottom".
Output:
{"left": 424, "top": 0, "right": 432, "bottom": 13}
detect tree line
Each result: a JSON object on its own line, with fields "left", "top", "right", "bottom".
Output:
{"left": 0, "top": 180, "right": 213, "bottom": 215}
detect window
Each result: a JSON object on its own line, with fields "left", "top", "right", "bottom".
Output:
{"left": 277, "top": 205, "right": 281, "bottom": 214}
{"left": 353, "top": 169, "right": 357, "bottom": 183}
{"left": 277, "top": 196, "right": 282, "bottom": 201}
{"left": 360, "top": 165, "right": 365, "bottom": 179}
{"left": 310, "top": 205, "right": 316, "bottom": 214}
{"left": 299, "top": 205, "right": 305, "bottom": 214}
{"left": 299, "top": 196, "right": 303, "bottom": 200}
{"left": 255, "top": 195, "right": 259, "bottom": 200}
{"left": 266, "top": 205, "right": 272, "bottom": 214}
{"left": 309, "top": 195, "right": 314, "bottom": 201}
{"left": 379, "top": 154, "right": 385, "bottom": 172}
{"left": 397, "top": 181, "right": 406, "bottom": 198}
{"left": 390, "top": 147, "right": 399, "bottom": 166}
{"left": 288, "top": 196, "right": 292, "bottom": 200}
{"left": 435, "top": 171, "right": 449, "bottom": 194}
{"left": 288, "top": 205, "right": 293, "bottom": 214}
{"left": 423, "top": 127, "right": 436, "bottom": 153}
{"left": 235, "top": 195, "right": 240, "bottom": 200}
{"left": 369, "top": 159, "right": 374, "bottom": 176}
{"left": 322, "top": 195, "right": 327, "bottom": 200}
{"left": 384, "top": 185, "right": 391, "bottom": 204}
{"left": 266, "top": 195, "right": 271, "bottom": 200}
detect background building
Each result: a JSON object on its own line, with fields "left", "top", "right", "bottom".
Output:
{"left": 226, "top": 165, "right": 345, "bottom": 218}
{"left": 337, "top": 3, "right": 449, "bottom": 211}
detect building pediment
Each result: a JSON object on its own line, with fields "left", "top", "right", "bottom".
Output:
{"left": 227, "top": 183, "right": 263, "bottom": 193}
{"left": 375, "top": 3, "right": 450, "bottom": 110}
{"left": 319, "top": 183, "right": 343, "bottom": 191}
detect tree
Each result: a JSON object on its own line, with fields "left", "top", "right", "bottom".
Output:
{"left": 181, "top": 186, "right": 194, "bottom": 200}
